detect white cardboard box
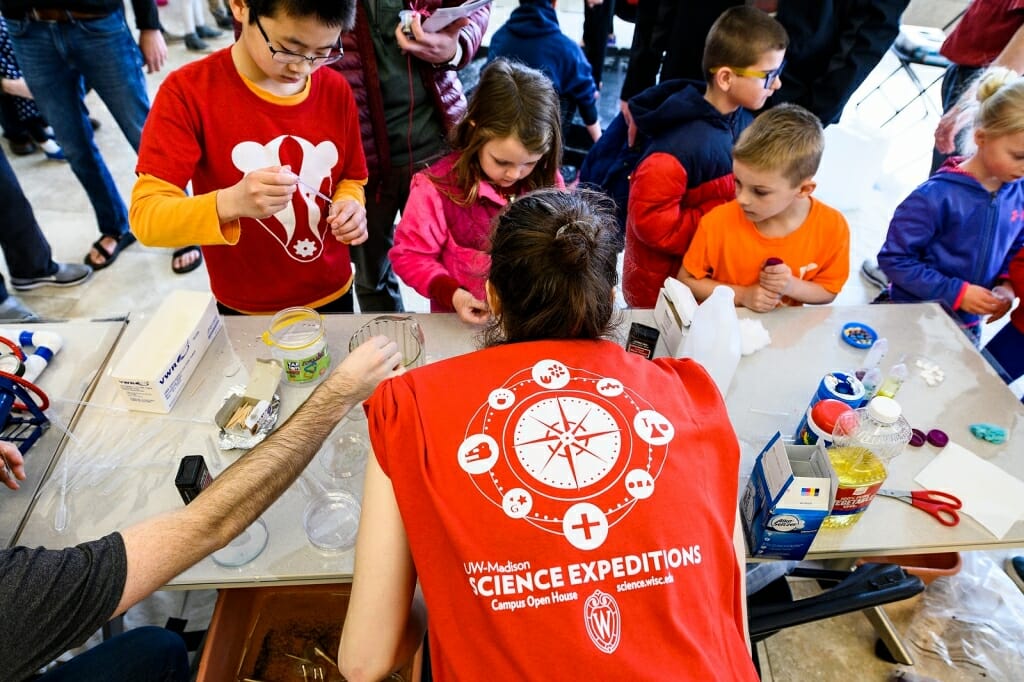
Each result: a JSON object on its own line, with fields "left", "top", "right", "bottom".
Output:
{"left": 111, "top": 291, "right": 222, "bottom": 413}
{"left": 741, "top": 433, "right": 838, "bottom": 560}
{"left": 653, "top": 289, "right": 684, "bottom": 357}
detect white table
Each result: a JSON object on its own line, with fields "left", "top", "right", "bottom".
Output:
{"left": 1, "top": 318, "right": 127, "bottom": 548}
{"left": 14, "top": 304, "right": 1024, "bottom": 590}
{"left": 723, "top": 303, "right": 1024, "bottom": 559}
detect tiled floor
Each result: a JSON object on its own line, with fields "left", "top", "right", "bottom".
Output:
{"left": 6, "top": 1, "right": 1024, "bottom": 680}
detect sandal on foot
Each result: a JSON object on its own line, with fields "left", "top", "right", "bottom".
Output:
{"left": 172, "top": 245, "right": 204, "bottom": 275}
{"left": 85, "top": 232, "right": 136, "bottom": 270}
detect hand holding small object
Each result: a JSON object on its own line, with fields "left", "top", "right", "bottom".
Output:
{"left": 328, "top": 200, "right": 368, "bottom": 245}
{"left": 452, "top": 288, "right": 491, "bottom": 325}
{"left": 395, "top": 14, "right": 469, "bottom": 65}
{"left": 759, "top": 259, "right": 792, "bottom": 296}
{"left": 218, "top": 165, "right": 298, "bottom": 221}
{"left": 960, "top": 284, "right": 1006, "bottom": 316}
{"left": 987, "top": 284, "right": 1015, "bottom": 323}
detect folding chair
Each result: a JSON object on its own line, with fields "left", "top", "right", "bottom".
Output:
{"left": 856, "top": 25, "right": 951, "bottom": 126}
{"left": 748, "top": 562, "right": 925, "bottom": 674}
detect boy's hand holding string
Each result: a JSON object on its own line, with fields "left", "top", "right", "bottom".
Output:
{"left": 216, "top": 164, "right": 303, "bottom": 221}
{"left": 214, "top": 165, "right": 368, "bottom": 245}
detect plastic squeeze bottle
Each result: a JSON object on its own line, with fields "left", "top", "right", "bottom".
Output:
{"left": 680, "top": 286, "right": 742, "bottom": 396}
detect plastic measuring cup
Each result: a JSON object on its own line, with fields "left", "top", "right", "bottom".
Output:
{"left": 348, "top": 315, "right": 425, "bottom": 368}
{"left": 262, "top": 307, "right": 330, "bottom": 385}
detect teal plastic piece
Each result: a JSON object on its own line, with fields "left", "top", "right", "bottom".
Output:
{"left": 969, "top": 423, "right": 1007, "bottom": 444}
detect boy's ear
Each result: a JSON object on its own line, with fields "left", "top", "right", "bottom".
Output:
{"left": 229, "top": 0, "right": 247, "bottom": 22}
{"left": 709, "top": 67, "right": 733, "bottom": 93}
{"left": 797, "top": 178, "right": 817, "bottom": 197}
{"left": 974, "top": 128, "right": 987, "bottom": 149}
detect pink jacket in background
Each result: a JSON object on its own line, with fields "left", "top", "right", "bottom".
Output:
{"left": 390, "top": 152, "right": 564, "bottom": 311}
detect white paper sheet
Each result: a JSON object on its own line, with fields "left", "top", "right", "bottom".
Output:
{"left": 422, "top": 0, "right": 494, "bottom": 32}
{"left": 914, "top": 441, "right": 1024, "bottom": 538}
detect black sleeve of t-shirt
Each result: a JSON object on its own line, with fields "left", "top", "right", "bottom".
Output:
{"left": 0, "top": 533, "right": 128, "bottom": 682}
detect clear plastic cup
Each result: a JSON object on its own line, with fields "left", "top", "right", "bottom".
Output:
{"left": 317, "top": 430, "right": 370, "bottom": 486}
{"left": 211, "top": 518, "right": 269, "bottom": 567}
{"left": 348, "top": 315, "right": 425, "bottom": 368}
{"left": 302, "top": 490, "right": 361, "bottom": 552}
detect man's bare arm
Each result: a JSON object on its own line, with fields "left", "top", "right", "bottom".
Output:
{"left": 114, "top": 337, "right": 403, "bottom": 615}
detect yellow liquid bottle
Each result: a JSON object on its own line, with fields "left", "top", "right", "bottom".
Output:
{"left": 822, "top": 446, "right": 888, "bottom": 528}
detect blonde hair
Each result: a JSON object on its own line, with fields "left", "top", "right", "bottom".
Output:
{"left": 974, "top": 66, "right": 1024, "bottom": 139}
{"left": 732, "top": 104, "right": 824, "bottom": 185}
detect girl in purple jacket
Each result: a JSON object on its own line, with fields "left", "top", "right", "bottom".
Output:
{"left": 390, "top": 59, "right": 564, "bottom": 324}
{"left": 877, "top": 67, "right": 1024, "bottom": 343}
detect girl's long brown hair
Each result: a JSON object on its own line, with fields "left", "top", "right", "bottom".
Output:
{"left": 432, "top": 59, "right": 562, "bottom": 206}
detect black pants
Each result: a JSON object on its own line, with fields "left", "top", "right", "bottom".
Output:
{"left": 0, "top": 146, "right": 57, "bottom": 301}
{"left": 582, "top": 0, "right": 615, "bottom": 89}
{"left": 348, "top": 171, "right": 416, "bottom": 313}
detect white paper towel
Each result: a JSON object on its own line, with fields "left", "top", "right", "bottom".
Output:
{"left": 915, "top": 441, "right": 1024, "bottom": 538}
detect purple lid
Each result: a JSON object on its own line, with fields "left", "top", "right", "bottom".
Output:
{"left": 909, "top": 428, "right": 927, "bottom": 447}
{"left": 926, "top": 429, "right": 949, "bottom": 448}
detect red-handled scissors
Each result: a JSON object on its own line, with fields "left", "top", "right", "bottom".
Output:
{"left": 877, "top": 488, "right": 962, "bottom": 526}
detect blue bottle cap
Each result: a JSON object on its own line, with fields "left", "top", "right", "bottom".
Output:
{"left": 841, "top": 322, "right": 878, "bottom": 349}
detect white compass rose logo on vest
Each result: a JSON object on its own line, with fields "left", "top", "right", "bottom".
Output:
{"left": 457, "top": 359, "right": 674, "bottom": 551}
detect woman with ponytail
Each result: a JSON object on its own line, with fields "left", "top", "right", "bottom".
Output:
{"left": 340, "top": 188, "right": 757, "bottom": 681}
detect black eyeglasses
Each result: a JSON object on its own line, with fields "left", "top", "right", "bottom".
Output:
{"left": 253, "top": 15, "right": 343, "bottom": 66}
{"left": 710, "top": 60, "right": 787, "bottom": 90}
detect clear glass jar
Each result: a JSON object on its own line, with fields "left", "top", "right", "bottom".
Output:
{"left": 822, "top": 396, "right": 912, "bottom": 528}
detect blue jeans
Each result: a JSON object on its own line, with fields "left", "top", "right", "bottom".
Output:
{"left": 0, "top": 146, "right": 57, "bottom": 300}
{"left": 35, "top": 626, "right": 189, "bottom": 682}
{"left": 6, "top": 10, "right": 149, "bottom": 239}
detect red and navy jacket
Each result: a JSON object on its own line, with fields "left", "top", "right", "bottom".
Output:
{"left": 623, "top": 80, "right": 751, "bottom": 308}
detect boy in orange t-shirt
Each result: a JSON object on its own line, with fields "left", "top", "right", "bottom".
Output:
{"left": 679, "top": 104, "right": 849, "bottom": 312}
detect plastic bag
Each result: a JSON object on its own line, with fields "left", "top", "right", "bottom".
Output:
{"left": 898, "top": 552, "right": 1024, "bottom": 681}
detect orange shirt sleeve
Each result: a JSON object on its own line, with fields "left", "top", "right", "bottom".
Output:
{"left": 130, "top": 174, "right": 240, "bottom": 247}
{"left": 332, "top": 177, "right": 367, "bottom": 206}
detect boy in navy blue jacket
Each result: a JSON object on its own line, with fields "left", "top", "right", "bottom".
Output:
{"left": 487, "top": 0, "right": 601, "bottom": 142}
{"left": 620, "top": 6, "right": 788, "bottom": 308}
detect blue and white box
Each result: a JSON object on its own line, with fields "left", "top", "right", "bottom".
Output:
{"left": 742, "top": 433, "right": 838, "bottom": 560}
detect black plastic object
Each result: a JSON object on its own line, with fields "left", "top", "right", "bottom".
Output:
{"left": 174, "top": 455, "right": 212, "bottom": 504}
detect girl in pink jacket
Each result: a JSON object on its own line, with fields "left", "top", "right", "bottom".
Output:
{"left": 390, "top": 59, "right": 564, "bottom": 324}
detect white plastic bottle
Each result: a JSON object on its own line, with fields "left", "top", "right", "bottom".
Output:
{"left": 680, "top": 286, "right": 742, "bottom": 395}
